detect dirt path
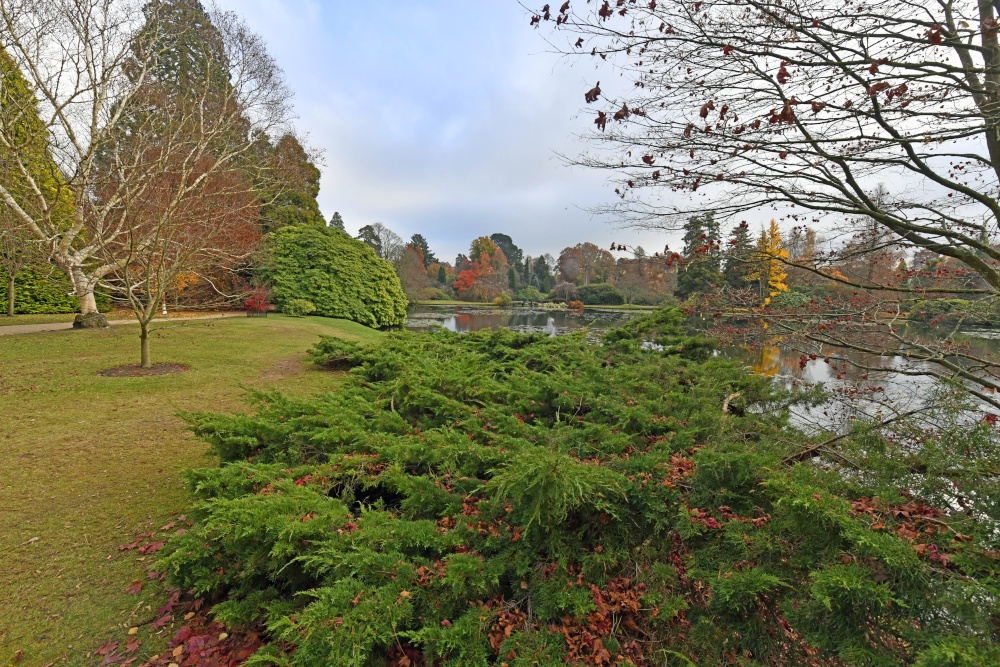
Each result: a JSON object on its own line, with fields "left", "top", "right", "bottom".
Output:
{"left": 0, "top": 312, "right": 246, "bottom": 336}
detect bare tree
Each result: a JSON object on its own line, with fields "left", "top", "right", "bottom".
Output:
{"left": 532, "top": 0, "right": 1000, "bottom": 404}
{"left": 357, "top": 222, "right": 405, "bottom": 264}
{"left": 0, "top": 0, "right": 292, "bottom": 326}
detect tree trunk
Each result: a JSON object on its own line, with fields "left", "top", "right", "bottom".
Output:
{"left": 7, "top": 273, "right": 14, "bottom": 316}
{"left": 65, "top": 265, "right": 99, "bottom": 314}
{"left": 140, "top": 323, "right": 151, "bottom": 369}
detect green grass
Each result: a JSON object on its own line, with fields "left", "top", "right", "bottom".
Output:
{"left": 0, "top": 313, "right": 78, "bottom": 326}
{"left": 0, "top": 315, "right": 379, "bottom": 666}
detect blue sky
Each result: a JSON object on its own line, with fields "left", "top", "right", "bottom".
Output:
{"left": 216, "top": 0, "right": 673, "bottom": 262}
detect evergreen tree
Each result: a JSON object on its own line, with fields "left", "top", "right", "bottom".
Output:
{"left": 138, "top": 0, "right": 229, "bottom": 89}
{"left": 674, "top": 212, "right": 723, "bottom": 300}
{"left": 328, "top": 211, "right": 345, "bottom": 231}
{"left": 490, "top": 233, "right": 524, "bottom": 272}
{"left": 409, "top": 234, "right": 437, "bottom": 267}
{"left": 723, "top": 222, "right": 754, "bottom": 290}
{"left": 531, "top": 256, "right": 553, "bottom": 291}
{"left": 437, "top": 265, "right": 447, "bottom": 284}
{"left": 0, "top": 49, "right": 74, "bottom": 315}
{"left": 257, "top": 134, "right": 324, "bottom": 232}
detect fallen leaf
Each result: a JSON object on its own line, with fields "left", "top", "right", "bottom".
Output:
{"left": 127, "top": 627, "right": 138, "bottom": 635}
{"left": 125, "top": 581, "right": 143, "bottom": 595}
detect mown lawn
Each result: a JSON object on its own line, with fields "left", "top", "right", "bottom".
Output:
{"left": 0, "top": 315, "right": 379, "bottom": 666}
{"left": 0, "top": 313, "right": 78, "bottom": 326}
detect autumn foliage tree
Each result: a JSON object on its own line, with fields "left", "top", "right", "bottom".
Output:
{"left": 747, "top": 220, "right": 790, "bottom": 305}
{"left": 0, "top": 0, "right": 297, "bottom": 371}
{"left": 453, "top": 236, "right": 510, "bottom": 302}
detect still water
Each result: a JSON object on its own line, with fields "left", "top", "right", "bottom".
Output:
{"left": 406, "top": 305, "right": 1000, "bottom": 429}
{"left": 405, "top": 304, "right": 644, "bottom": 336}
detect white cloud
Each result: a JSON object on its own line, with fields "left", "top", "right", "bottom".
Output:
{"left": 216, "top": 0, "right": 681, "bottom": 261}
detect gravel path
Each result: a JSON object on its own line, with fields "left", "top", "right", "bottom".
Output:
{"left": 0, "top": 312, "right": 246, "bottom": 336}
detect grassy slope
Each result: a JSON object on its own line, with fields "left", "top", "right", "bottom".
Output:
{"left": 0, "top": 315, "right": 378, "bottom": 666}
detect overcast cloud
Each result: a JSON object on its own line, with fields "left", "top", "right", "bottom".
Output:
{"left": 214, "top": 0, "right": 677, "bottom": 262}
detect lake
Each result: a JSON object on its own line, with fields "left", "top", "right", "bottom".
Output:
{"left": 407, "top": 304, "right": 1000, "bottom": 431}
{"left": 405, "top": 304, "right": 646, "bottom": 336}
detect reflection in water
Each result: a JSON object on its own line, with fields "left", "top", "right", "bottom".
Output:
{"left": 408, "top": 306, "right": 1000, "bottom": 433}
{"left": 406, "top": 305, "right": 643, "bottom": 337}
{"left": 752, "top": 346, "right": 781, "bottom": 378}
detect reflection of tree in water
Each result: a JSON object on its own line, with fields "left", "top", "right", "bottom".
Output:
{"left": 751, "top": 346, "right": 781, "bottom": 377}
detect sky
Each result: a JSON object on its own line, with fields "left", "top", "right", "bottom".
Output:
{"left": 214, "top": 0, "right": 674, "bottom": 263}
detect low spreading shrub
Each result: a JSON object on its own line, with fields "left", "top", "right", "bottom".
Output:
{"left": 159, "top": 309, "right": 1000, "bottom": 666}
{"left": 283, "top": 298, "right": 316, "bottom": 317}
{"left": 771, "top": 290, "right": 812, "bottom": 308}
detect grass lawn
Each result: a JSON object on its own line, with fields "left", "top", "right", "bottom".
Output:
{"left": 0, "top": 315, "right": 379, "bottom": 666}
{"left": 0, "top": 313, "right": 78, "bottom": 326}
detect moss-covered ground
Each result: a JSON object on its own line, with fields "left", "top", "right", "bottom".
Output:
{"left": 0, "top": 315, "right": 379, "bottom": 666}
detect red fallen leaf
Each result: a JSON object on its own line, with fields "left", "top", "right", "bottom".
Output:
{"left": 151, "top": 613, "right": 173, "bottom": 630}
{"left": 174, "top": 528, "right": 188, "bottom": 536}
{"left": 138, "top": 541, "right": 165, "bottom": 555}
{"left": 174, "top": 626, "right": 194, "bottom": 643}
{"left": 121, "top": 658, "right": 136, "bottom": 667}
{"left": 301, "top": 513, "right": 318, "bottom": 522}
{"left": 125, "top": 639, "right": 140, "bottom": 654}
{"left": 160, "top": 521, "right": 176, "bottom": 531}
{"left": 118, "top": 538, "right": 142, "bottom": 551}
{"left": 13, "top": 650, "right": 23, "bottom": 662}
{"left": 125, "top": 580, "right": 143, "bottom": 595}
{"left": 96, "top": 641, "right": 119, "bottom": 656}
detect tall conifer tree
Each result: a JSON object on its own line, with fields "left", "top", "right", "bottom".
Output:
{"left": 723, "top": 222, "right": 754, "bottom": 290}
{"left": 674, "top": 212, "right": 723, "bottom": 300}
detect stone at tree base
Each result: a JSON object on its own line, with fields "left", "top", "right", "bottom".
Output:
{"left": 73, "top": 312, "right": 109, "bottom": 329}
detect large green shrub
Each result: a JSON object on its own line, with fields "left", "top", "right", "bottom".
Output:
{"left": 575, "top": 282, "right": 625, "bottom": 305}
{"left": 159, "top": 310, "right": 1000, "bottom": 666}
{"left": 0, "top": 266, "right": 110, "bottom": 314}
{"left": 260, "top": 225, "right": 407, "bottom": 328}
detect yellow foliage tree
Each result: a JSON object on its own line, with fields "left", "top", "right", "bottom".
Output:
{"left": 747, "top": 219, "right": 789, "bottom": 305}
